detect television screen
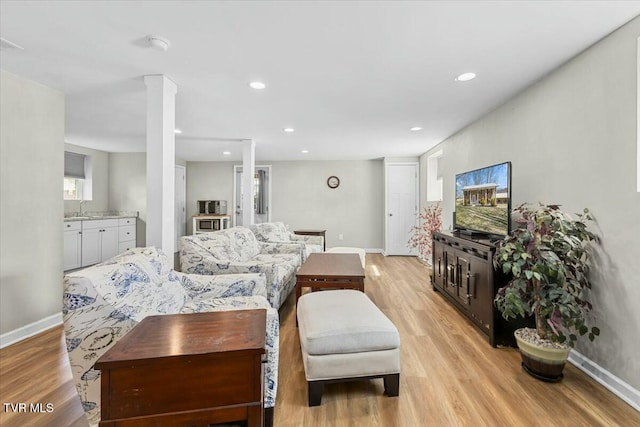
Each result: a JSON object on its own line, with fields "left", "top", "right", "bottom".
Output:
{"left": 455, "top": 162, "right": 511, "bottom": 237}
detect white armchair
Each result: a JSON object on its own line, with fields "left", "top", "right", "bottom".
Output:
{"left": 251, "top": 222, "right": 323, "bottom": 261}
{"left": 63, "top": 247, "right": 279, "bottom": 426}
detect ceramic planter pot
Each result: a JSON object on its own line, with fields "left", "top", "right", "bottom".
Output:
{"left": 514, "top": 328, "right": 571, "bottom": 382}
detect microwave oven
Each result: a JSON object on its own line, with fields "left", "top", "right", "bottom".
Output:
{"left": 196, "top": 218, "right": 218, "bottom": 231}
{"left": 195, "top": 216, "right": 229, "bottom": 232}
{"left": 197, "top": 200, "right": 228, "bottom": 215}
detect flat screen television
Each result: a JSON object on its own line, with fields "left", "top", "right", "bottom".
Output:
{"left": 454, "top": 161, "right": 511, "bottom": 238}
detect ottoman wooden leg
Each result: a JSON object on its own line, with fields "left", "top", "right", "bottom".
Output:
{"left": 384, "top": 373, "right": 400, "bottom": 397}
{"left": 308, "top": 381, "right": 324, "bottom": 406}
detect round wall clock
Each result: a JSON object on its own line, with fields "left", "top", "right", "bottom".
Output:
{"left": 327, "top": 176, "right": 340, "bottom": 189}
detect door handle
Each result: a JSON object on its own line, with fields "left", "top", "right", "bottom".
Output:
{"left": 389, "top": 213, "right": 393, "bottom": 217}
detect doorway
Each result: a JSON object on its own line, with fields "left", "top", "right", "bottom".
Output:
{"left": 385, "top": 162, "right": 419, "bottom": 256}
{"left": 233, "top": 165, "right": 272, "bottom": 226}
{"left": 175, "top": 165, "right": 186, "bottom": 250}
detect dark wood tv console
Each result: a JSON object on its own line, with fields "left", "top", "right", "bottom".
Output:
{"left": 431, "top": 231, "right": 532, "bottom": 347}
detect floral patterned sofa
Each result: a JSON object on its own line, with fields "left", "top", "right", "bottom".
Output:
{"left": 63, "top": 247, "right": 279, "bottom": 427}
{"left": 180, "top": 226, "right": 302, "bottom": 309}
{"left": 250, "top": 221, "right": 324, "bottom": 262}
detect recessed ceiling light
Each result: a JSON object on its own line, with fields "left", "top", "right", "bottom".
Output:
{"left": 174, "top": 128, "right": 182, "bottom": 134}
{"left": 283, "top": 128, "right": 295, "bottom": 133}
{"left": 455, "top": 72, "right": 476, "bottom": 82}
{"left": 222, "top": 151, "right": 231, "bottom": 156}
{"left": 301, "top": 150, "right": 309, "bottom": 154}
{"left": 410, "top": 127, "right": 423, "bottom": 131}
{"left": 249, "top": 81, "right": 266, "bottom": 90}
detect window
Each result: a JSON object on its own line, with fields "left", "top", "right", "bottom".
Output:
{"left": 64, "top": 177, "right": 83, "bottom": 200}
{"left": 64, "top": 151, "right": 92, "bottom": 200}
{"left": 426, "top": 150, "right": 443, "bottom": 202}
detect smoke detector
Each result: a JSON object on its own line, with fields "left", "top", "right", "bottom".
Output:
{"left": 146, "top": 35, "right": 170, "bottom": 51}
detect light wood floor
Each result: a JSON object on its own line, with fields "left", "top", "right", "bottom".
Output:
{"left": 1, "top": 254, "right": 638, "bottom": 426}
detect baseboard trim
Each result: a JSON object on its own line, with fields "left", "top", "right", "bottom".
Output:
{"left": 568, "top": 349, "right": 640, "bottom": 412}
{"left": 0, "top": 312, "right": 63, "bottom": 349}
{"left": 364, "top": 248, "right": 384, "bottom": 254}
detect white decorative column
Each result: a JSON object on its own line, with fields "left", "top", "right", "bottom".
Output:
{"left": 144, "top": 75, "right": 177, "bottom": 254}
{"left": 242, "top": 139, "right": 256, "bottom": 227}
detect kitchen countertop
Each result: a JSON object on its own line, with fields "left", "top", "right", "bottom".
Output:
{"left": 64, "top": 211, "right": 138, "bottom": 222}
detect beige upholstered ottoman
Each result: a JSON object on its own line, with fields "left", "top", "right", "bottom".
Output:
{"left": 296, "top": 289, "right": 400, "bottom": 406}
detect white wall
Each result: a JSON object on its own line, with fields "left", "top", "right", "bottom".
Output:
{"left": 109, "top": 152, "right": 147, "bottom": 246}
{"left": 186, "top": 160, "right": 384, "bottom": 249}
{"left": 421, "top": 17, "right": 640, "bottom": 389}
{"left": 63, "top": 143, "right": 109, "bottom": 214}
{"left": 185, "top": 161, "right": 236, "bottom": 235}
{"left": 271, "top": 160, "right": 384, "bottom": 249}
{"left": 0, "top": 70, "right": 64, "bottom": 335}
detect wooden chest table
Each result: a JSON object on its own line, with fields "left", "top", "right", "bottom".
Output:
{"left": 94, "top": 310, "right": 266, "bottom": 427}
{"left": 295, "top": 253, "right": 365, "bottom": 310}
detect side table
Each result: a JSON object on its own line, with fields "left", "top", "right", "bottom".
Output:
{"left": 95, "top": 310, "right": 266, "bottom": 427}
{"left": 294, "top": 229, "right": 327, "bottom": 252}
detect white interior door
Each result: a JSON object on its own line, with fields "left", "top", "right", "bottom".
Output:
{"left": 386, "top": 163, "right": 418, "bottom": 255}
{"left": 175, "top": 165, "right": 186, "bottom": 250}
{"left": 234, "top": 166, "right": 243, "bottom": 226}
{"left": 233, "top": 165, "right": 271, "bottom": 226}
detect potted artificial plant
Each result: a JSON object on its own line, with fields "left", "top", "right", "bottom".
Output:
{"left": 494, "top": 203, "right": 600, "bottom": 382}
{"left": 408, "top": 202, "right": 442, "bottom": 264}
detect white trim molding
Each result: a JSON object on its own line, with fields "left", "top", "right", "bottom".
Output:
{"left": 365, "top": 248, "right": 385, "bottom": 254}
{"left": 0, "top": 312, "right": 63, "bottom": 349}
{"left": 569, "top": 349, "right": 640, "bottom": 412}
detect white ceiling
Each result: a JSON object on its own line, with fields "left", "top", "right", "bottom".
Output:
{"left": 1, "top": 1, "right": 639, "bottom": 162}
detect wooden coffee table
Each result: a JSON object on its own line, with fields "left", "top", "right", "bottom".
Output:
{"left": 95, "top": 310, "right": 266, "bottom": 427}
{"left": 295, "top": 253, "right": 365, "bottom": 309}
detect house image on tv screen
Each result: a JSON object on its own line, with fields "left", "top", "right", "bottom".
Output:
{"left": 461, "top": 184, "right": 508, "bottom": 206}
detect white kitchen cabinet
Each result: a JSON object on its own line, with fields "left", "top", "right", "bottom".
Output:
{"left": 63, "top": 221, "right": 82, "bottom": 271}
{"left": 81, "top": 219, "right": 119, "bottom": 267}
{"left": 118, "top": 217, "right": 137, "bottom": 253}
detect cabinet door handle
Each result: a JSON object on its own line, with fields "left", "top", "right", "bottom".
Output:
{"left": 437, "top": 257, "right": 441, "bottom": 277}
{"left": 447, "top": 264, "right": 455, "bottom": 286}
{"left": 466, "top": 272, "right": 472, "bottom": 299}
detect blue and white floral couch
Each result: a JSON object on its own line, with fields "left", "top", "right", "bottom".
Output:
{"left": 250, "top": 221, "right": 323, "bottom": 262}
{"left": 180, "top": 226, "right": 301, "bottom": 309}
{"left": 63, "top": 247, "right": 279, "bottom": 427}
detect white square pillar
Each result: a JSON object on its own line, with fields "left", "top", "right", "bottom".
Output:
{"left": 144, "top": 75, "right": 177, "bottom": 255}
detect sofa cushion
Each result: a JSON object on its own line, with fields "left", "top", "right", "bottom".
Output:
{"left": 67, "top": 251, "right": 188, "bottom": 319}
{"left": 297, "top": 290, "right": 400, "bottom": 355}
{"left": 251, "top": 222, "right": 290, "bottom": 243}
{"left": 177, "top": 272, "right": 267, "bottom": 303}
{"left": 111, "top": 246, "right": 173, "bottom": 278}
{"left": 190, "top": 227, "right": 261, "bottom": 262}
